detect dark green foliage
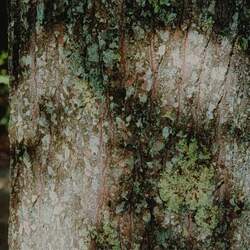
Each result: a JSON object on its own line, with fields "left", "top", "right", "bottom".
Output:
{"left": 0, "top": 52, "right": 9, "bottom": 127}
{"left": 125, "top": 0, "right": 178, "bottom": 29}
{"left": 0, "top": 52, "right": 9, "bottom": 85}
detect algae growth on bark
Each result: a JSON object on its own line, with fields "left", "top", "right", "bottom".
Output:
{"left": 9, "top": 0, "right": 250, "bottom": 249}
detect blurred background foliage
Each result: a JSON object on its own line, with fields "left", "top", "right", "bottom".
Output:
{"left": 0, "top": 51, "right": 9, "bottom": 127}
{"left": 0, "top": 49, "right": 9, "bottom": 250}
{"left": 0, "top": 52, "right": 9, "bottom": 249}
{"left": 0, "top": 0, "right": 9, "bottom": 249}
{"left": 0, "top": 52, "right": 9, "bottom": 84}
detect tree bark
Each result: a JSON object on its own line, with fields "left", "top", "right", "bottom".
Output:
{"left": 9, "top": 1, "right": 249, "bottom": 249}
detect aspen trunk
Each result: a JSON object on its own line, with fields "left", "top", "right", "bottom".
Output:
{"left": 9, "top": 1, "right": 250, "bottom": 249}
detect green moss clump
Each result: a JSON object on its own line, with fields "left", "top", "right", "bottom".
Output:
{"left": 125, "top": 0, "right": 178, "bottom": 28}
{"left": 159, "top": 139, "right": 219, "bottom": 237}
{"left": 90, "top": 212, "right": 120, "bottom": 250}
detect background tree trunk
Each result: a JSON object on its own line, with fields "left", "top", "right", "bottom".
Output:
{"left": 9, "top": 1, "right": 249, "bottom": 249}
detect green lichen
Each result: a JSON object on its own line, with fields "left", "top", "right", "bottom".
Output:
{"left": 159, "top": 139, "right": 219, "bottom": 237}
{"left": 90, "top": 212, "right": 120, "bottom": 250}
{"left": 36, "top": 2, "right": 45, "bottom": 26}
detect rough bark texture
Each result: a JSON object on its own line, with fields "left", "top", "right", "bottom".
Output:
{"left": 9, "top": 1, "right": 249, "bottom": 249}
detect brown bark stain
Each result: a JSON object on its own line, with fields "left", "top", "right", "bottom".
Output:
{"left": 186, "top": 212, "right": 194, "bottom": 248}
{"left": 118, "top": 212, "right": 134, "bottom": 249}
{"left": 149, "top": 33, "right": 158, "bottom": 98}
{"left": 54, "top": 24, "right": 66, "bottom": 46}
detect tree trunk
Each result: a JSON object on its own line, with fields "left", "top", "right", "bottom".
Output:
{"left": 9, "top": 1, "right": 249, "bottom": 249}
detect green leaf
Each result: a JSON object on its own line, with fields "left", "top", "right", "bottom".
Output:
{"left": 115, "top": 201, "right": 126, "bottom": 214}
{"left": 238, "top": 37, "right": 249, "bottom": 51}
{"left": 160, "top": 0, "right": 171, "bottom": 6}
{"left": 162, "top": 126, "right": 171, "bottom": 139}
{"left": 139, "top": 93, "right": 147, "bottom": 103}
{"left": 87, "top": 43, "right": 99, "bottom": 63}
{"left": 126, "top": 86, "right": 135, "bottom": 99}
{"left": 0, "top": 52, "right": 7, "bottom": 66}
{"left": 165, "top": 12, "right": 177, "bottom": 24}
{"left": 162, "top": 110, "right": 175, "bottom": 121}
{"left": 142, "top": 211, "right": 151, "bottom": 223}
{"left": 150, "top": 140, "right": 165, "bottom": 156}
{"left": 0, "top": 75, "right": 9, "bottom": 85}
{"left": 103, "top": 49, "right": 119, "bottom": 67}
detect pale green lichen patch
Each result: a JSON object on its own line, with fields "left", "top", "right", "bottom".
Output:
{"left": 159, "top": 139, "right": 219, "bottom": 238}
{"left": 90, "top": 212, "right": 120, "bottom": 250}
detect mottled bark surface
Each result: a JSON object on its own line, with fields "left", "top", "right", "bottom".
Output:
{"left": 9, "top": 1, "right": 249, "bottom": 249}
